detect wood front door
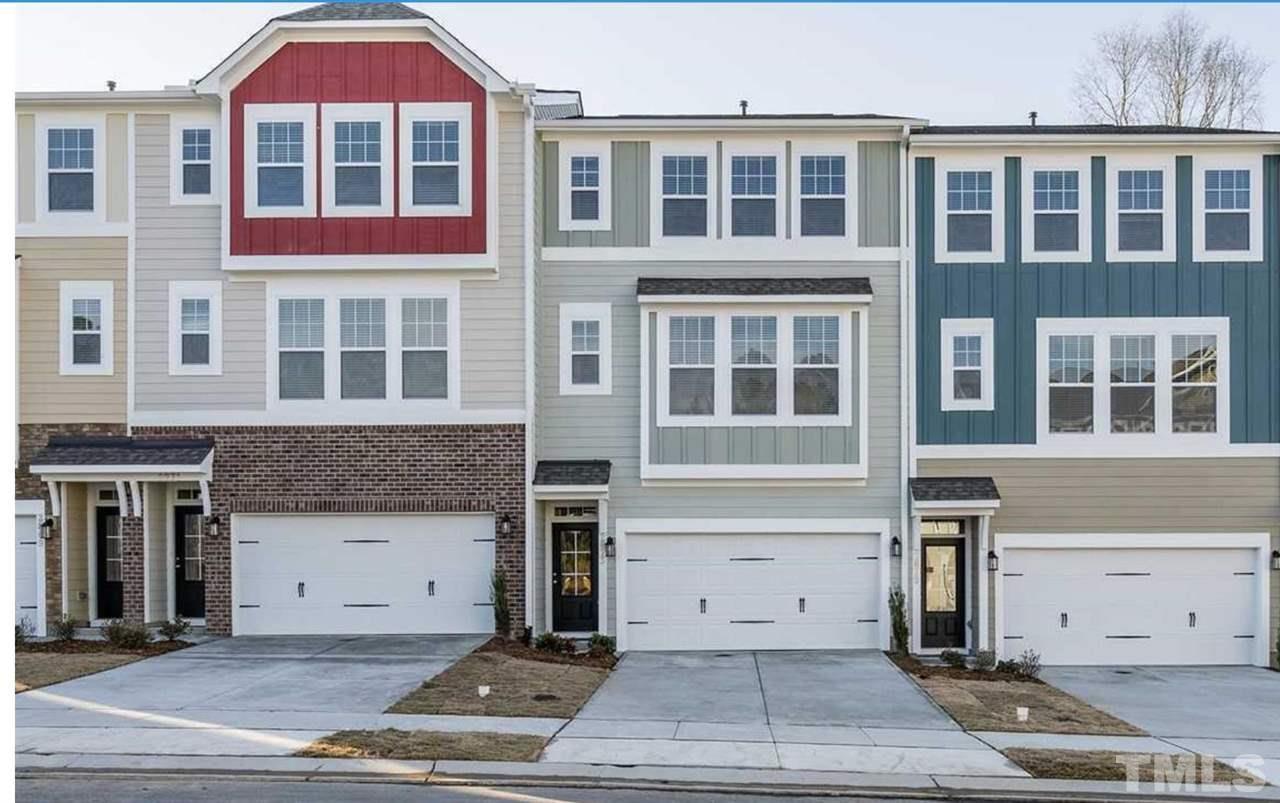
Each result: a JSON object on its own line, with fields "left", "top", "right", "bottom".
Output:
{"left": 921, "top": 538, "right": 966, "bottom": 649}
{"left": 551, "top": 523, "right": 598, "bottom": 633}
{"left": 174, "top": 506, "right": 206, "bottom": 619}
{"left": 95, "top": 506, "right": 123, "bottom": 619}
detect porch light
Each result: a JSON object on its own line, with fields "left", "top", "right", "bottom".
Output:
{"left": 39, "top": 518, "right": 55, "bottom": 540}
{"left": 604, "top": 536, "right": 616, "bottom": 558}
{"left": 890, "top": 536, "right": 902, "bottom": 558}
{"left": 205, "top": 514, "right": 221, "bottom": 537}
{"left": 499, "top": 514, "right": 513, "bottom": 536}
{"left": 1271, "top": 550, "right": 1280, "bottom": 572}
{"left": 987, "top": 550, "right": 1000, "bottom": 572}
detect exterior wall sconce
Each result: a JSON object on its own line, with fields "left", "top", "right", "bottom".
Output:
{"left": 604, "top": 536, "right": 616, "bottom": 558}
{"left": 1271, "top": 550, "right": 1280, "bottom": 571}
{"left": 39, "top": 518, "right": 55, "bottom": 540}
{"left": 987, "top": 550, "right": 1000, "bottom": 572}
{"left": 890, "top": 536, "right": 902, "bottom": 558}
{"left": 205, "top": 514, "right": 221, "bottom": 537}
{"left": 499, "top": 514, "right": 513, "bottom": 536}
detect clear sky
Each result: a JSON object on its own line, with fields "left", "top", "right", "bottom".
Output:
{"left": 15, "top": 3, "right": 1280, "bottom": 128}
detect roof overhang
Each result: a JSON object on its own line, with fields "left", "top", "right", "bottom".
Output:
{"left": 31, "top": 451, "right": 214, "bottom": 483}
{"left": 912, "top": 498, "right": 1001, "bottom": 516}
{"left": 913, "top": 133, "right": 1280, "bottom": 148}
{"left": 639, "top": 294, "right": 872, "bottom": 305}
{"left": 532, "top": 484, "right": 610, "bottom": 501}
{"left": 537, "top": 117, "right": 927, "bottom": 133}
{"left": 16, "top": 90, "right": 212, "bottom": 107}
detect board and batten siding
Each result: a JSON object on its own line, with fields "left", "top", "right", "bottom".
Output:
{"left": 16, "top": 114, "right": 35, "bottom": 223}
{"left": 17, "top": 237, "right": 127, "bottom": 423}
{"left": 919, "top": 457, "right": 1280, "bottom": 661}
{"left": 916, "top": 154, "right": 1280, "bottom": 446}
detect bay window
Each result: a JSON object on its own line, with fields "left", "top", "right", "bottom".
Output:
{"left": 668, "top": 315, "right": 716, "bottom": 416}
{"left": 793, "top": 316, "right": 839, "bottom": 415}
{"left": 731, "top": 316, "right": 777, "bottom": 415}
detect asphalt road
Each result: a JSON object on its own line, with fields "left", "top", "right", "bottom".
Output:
{"left": 16, "top": 777, "right": 957, "bottom": 803}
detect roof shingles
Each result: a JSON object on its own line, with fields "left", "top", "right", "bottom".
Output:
{"left": 637, "top": 277, "right": 872, "bottom": 297}
{"left": 533, "top": 460, "right": 612, "bottom": 487}
{"left": 909, "top": 476, "right": 1000, "bottom": 503}
{"left": 31, "top": 437, "right": 215, "bottom": 468}
{"left": 273, "top": 3, "right": 426, "bottom": 22}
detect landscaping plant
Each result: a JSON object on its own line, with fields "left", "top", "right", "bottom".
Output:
{"left": 157, "top": 616, "right": 190, "bottom": 642}
{"left": 490, "top": 571, "right": 511, "bottom": 636}
{"left": 1015, "top": 649, "right": 1043, "bottom": 679}
{"left": 16, "top": 619, "right": 33, "bottom": 646}
{"left": 52, "top": 614, "right": 77, "bottom": 642}
{"left": 974, "top": 649, "right": 997, "bottom": 672}
{"left": 939, "top": 649, "right": 966, "bottom": 668}
{"left": 534, "top": 632, "right": 576, "bottom": 654}
{"left": 587, "top": 633, "right": 615, "bottom": 656}
{"left": 103, "top": 619, "right": 151, "bottom": 650}
{"left": 888, "top": 587, "right": 909, "bottom": 655}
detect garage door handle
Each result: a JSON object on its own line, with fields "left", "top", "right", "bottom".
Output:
{"left": 699, "top": 598, "right": 706, "bottom": 614}
{"left": 1189, "top": 611, "right": 1196, "bottom": 628}
{"left": 297, "top": 582, "right": 305, "bottom": 599}
{"left": 428, "top": 580, "right": 436, "bottom": 597}
{"left": 1060, "top": 612, "right": 1068, "bottom": 628}
{"left": 799, "top": 597, "right": 806, "bottom": 614}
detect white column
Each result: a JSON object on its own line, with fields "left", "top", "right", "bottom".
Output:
{"left": 597, "top": 497, "right": 609, "bottom": 638}
{"left": 908, "top": 513, "right": 922, "bottom": 655}
{"left": 977, "top": 514, "right": 990, "bottom": 654}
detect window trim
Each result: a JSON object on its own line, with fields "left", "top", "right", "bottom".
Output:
{"left": 320, "top": 102, "right": 393, "bottom": 218}
{"left": 1193, "top": 153, "right": 1263, "bottom": 263}
{"left": 940, "top": 318, "right": 994, "bottom": 412}
{"left": 649, "top": 140, "right": 717, "bottom": 246}
{"left": 1035, "top": 316, "right": 1230, "bottom": 452}
{"left": 37, "top": 115, "right": 106, "bottom": 223}
{"left": 722, "top": 143, "right": 786, "bottom": 240}
{"left": 654, "top": 304, "right": 858, "bottom": 428}
{"left": 558, "top": 140, "right": 612, "bottom": 232}
{"left": 167, "top": 280, "right": 223, "bottom": 376}
{"left": 559, "top": 302, "right": 613, "bottom": 396}
{"left": 1020, "top": 156, "right": 1091, "bottom": 263}
{"left": 338, "top": 297, "right": 388, "bottom": 400}
{"left": 59, "top": 280, "right": 114, "bottom": 376}
{"left": 400, "top": 296, "right": 451, "bottom": 400}
{"left": 1106, "top": 154, "right": 1176, "bottom": 263}
{"left": 398, "top": 101, "right": 473, "bottom": 218}
{"left": 169, "top": 114, "right": 219, "bottom": 205}
{"left": 790, "top": 141, "right": 857, "bottom": 241}
{"left": 244, "top": 103, "right": 317, "bottom": 219}
{"left": 934, "top": 156, "right": 1004, "bottom": 264}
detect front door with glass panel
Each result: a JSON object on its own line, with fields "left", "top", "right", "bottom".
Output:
{"left": 921, "top": 537, "right": 966, "bottom": 649}
{"left": 96, "top": 506, "right": 123, "bottom": 619}
{"left": 552, "top": 523, "right": 597, "bottom": 632}
{"left": 174, "top": 505, "right": 206, "bottom": 618}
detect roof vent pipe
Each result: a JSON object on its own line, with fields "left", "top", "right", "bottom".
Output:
{"left": 106, "top": 80, "right": 117, "bottom": 92}
{"left": 1028, "top": 110, "right": 1038, "bottom": 127}
{"left": 739, "top": 99, "right": 748, "bottom": 117}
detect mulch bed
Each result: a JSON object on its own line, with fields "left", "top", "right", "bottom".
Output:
{"left": 18, "top": 639, "right": 191, "bottom": 657}
{"left": 297, "top": 729, "right": 548, "bottom": 762}
{"left": 888, "top": 651, "right": 1039, "bottom": 683}
{"left": 477, "top": 637, "right": 617, "bottom": 669}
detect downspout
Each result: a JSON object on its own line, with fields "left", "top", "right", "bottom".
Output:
{"left": 898, "top": 123, "right": 912, "bottom": 599}
{"left": 126, "top": 112, "right": 136, "bottom": 435}
{"left": 519, "top": 87, "right": 537, "bottom": 637}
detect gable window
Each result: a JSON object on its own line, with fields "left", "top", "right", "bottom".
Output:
{"left": 59, "top": 281, "right": 113, "bottom": 376}
{"left": 668, "top": 315, "right": 716, "bottom": 415}
{"left": 245, "top": 103, "right": 316, "bottom": 218}
{"left": 1109, "top": 335, "right": 1155, "bottom": 433}
{"left": 1107, "top": 158, "right": 1174, "bottom": 261}
{"left": 48, "top": 128, "right": 94, "bottom": 211}
{"left": 182, "top": 128, "right": 212, "bottom": 196}
{"left": 1171, "top": 334, "right": 1217, "bottom": 433}
{"left": 730, "top": 155, "right": 777, "bottom": 236}
{"left": 799, "top": 156, "right": 846, "bottom": 236}
{"left": 339, "top": 299, "right": 386, "bottom": 400}
{"left": 661, "top": 156, "right": 708, "bottom": 237}
{"left": 794, "top": 316, "right": 839, "bottom": 415}
{"left": 1194, "top": 158, "right": 1262, "bottom": 262}
{"left": 401, "top": 297, "right": 448, "bottom": 399}
{"left": 278, "top": 298, "right": 325, "bottom": 400}
{"left": 570, "top": 157, "right": 600, "bottom": 221}
{"left": 940, "top": 318, "right": 994, "bottom": 411}
{"left": 1047, "top": 334, "right": 1094, "bottom": 433}
{"left": 333, "top": 122, "right": 381, "bottom": 207}
{"left": 559, "top": 302, "right": 613, "bottom": 396}
{"left": 731, "top": 315, "right": 777, "bottom": 415}
{"left": 257, "top": 122, "right": 305, "bottom": 207}
{"left": 168, "top": 281, "right": 222, "bottom": 376}
{"left": 398, "top": 103, "right": 472, "bottom": 217}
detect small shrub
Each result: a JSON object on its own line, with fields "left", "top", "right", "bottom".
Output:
{"left": 995, "top": 659, "right": 1020, "bottom": 674}
{"left": 534, "top": 632, "right": 576, "bottom": 654}
{"left": 157, "top": 616, "right": 190, "bottom": 642}
{"left": 939, "top": 649, "right": 967, "bottom": 668}
{"left": 1015, "top": 649, "right": 1042, "bottom": 679}
{"left": 588, "top": 633, "right": 616, "bottom": 656}
{"left": 16, "top": 619, "right": 33, "bottom": 646}
{"left": 103, "top": 619, "right": 151, "bottom": 650}
{"left": 52, "top": 614, "right": 78, "bottom": 642}
{"left": 888, "top": 587, "right": 909, "bottom": 655}
{"left": 974, "top": 650, "right": 997, "bottom": 672}
{"left": 490, "top": 571, "right": 511, "bottom": 636}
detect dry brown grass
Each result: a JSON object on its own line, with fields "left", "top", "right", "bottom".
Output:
{"left": 918, "top": 676, "right": 1145, "bottom": 735}
{"left": 1005, "top": 748, "right": 1257, "bottom": 785}
{"left": 297, "top": 729, "right": 547, "bottom": 762}
{"left": 16, "top": 653, "right": 142, "bottom": 692}
{"left": 387, "top": 651, "right": 608, "bottom": 719}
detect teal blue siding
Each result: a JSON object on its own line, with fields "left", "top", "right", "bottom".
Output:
{"left": 916, "top": 154, "right": 1280, "bottom": 445}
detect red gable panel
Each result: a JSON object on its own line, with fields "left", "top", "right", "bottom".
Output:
{"left": 229, "top": 41, "right": 487, "bottom": 257}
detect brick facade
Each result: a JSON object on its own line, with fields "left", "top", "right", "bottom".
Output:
{"left": 134, "top": 424, "right": 526, "bottom": 636}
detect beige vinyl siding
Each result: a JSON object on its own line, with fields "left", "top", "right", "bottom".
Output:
{"left": 62, "top": 484, "right": 89, "bottom": 622}
{"left": 918, "top": 458, "right": 1280, "bottom": 660}
{"left": 145, "top": 482, "right": 168, "bottom": 623}
{"left": 133, "top": 112, "right": 267, "bottom": 412}
{"left": 105, "top": 113, "right": 129, "bottom": 223}
{"left": 17, "top": 114, "right": 35, "bottom": 223}
{"left": 460, "top": 107, "right": 526, "bottom": 410}
{"left": 17, "top": 237, "right": 127, "bottom": 423}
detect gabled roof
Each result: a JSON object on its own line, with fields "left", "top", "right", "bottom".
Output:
{"left": 533, "top": 460, "right": 612, "bottom": 487}
{"left": 273, "top": 2, "right": 427, "bottom": 22}
{"left": 909, "top": 477, "right": 1000, "bottom": 503}
{"left": 637, "top": 277, "right": 872, "bottom": 299}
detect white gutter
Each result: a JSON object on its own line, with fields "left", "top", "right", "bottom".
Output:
{"left": 17, "top": 90, "right": 210, "bottom": 105}
{"left": 913, "top": 134, "right": 1280, "bottom": 147}
{"left": 897, "top": 123, "right": 911, "bottom": 599}
{"left": 538, "top": 117, "right": 928, "bottom": 132}
{"left": 520, "top": 86, "right": 537, "bottom": 637}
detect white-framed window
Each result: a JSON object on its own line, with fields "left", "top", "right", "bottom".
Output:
{"left": 940, "top": 318, "right": 994, "bottom": 411}
{"left": 321, "top": 103, "right": 393, "bottom": 218}
{"left": 935, "top": 157, "right": 1004, "bottom": 263}
{"left": 339, "top": 298, "right": 387, "bottom": 400}
{"left": 559, "top": 302, "right": 613, "bottom": 396}
{"left": 796, "top": 155, "right": 847, "bottom": 237}
{"left": 726, "top": 152, "right": 780, "bottom": 237}
{"left": 244, "top": 103, "right": 316, "bottom": 218}
{"left": 58, "top": 280, "right": 113, "bottom": 376}
{"left": 46, "top": 127, "right": 95, "bottom": 212}
{"left": 660, "top": 155, "right": 710, "bottom": 237}
{"left": 1194, "top": 155, "right": 1262, "bottom": 262}
{"left": 1021, "top": 157, "right": 1091, "bottom": 262}
{"left": 169, "top": 114, "right": 219, "bottom": 204}
{"left": 557, "top": 141, "right": 611, "bottom": 231}
{"left": 398, "top": 101, "right": 472, "bottom": 217}
{"left": 34, "top": 114, "right": 107, "bottom": 227}
{"left": 1037, "top": 317, "right": 1230, "bottom": 449}
{"left": 168, "top": 280, "right": 223, "bottom": 376}
{"left": 401, "top": 297, "right": 449, "bottom": 399}
{"left": 277, "top": 298, "right": 326, "bottom": 400}
{"left": 656, "top": 306, "right": 856, "bottom": 427}
{"left": 1106, "top": 156, "right": 1176, "bottom": 262}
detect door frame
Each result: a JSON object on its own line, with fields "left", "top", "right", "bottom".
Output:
{"left": 87, "top": 484, "right": 121, "bottom": 623}
{"left": 613, "top": 517, "right": 892, "bottom": 654}
{"left": 920, "top": 533, "right": 968, "bottom": 651}
{"left": 543, "top": 501, "right": 606, "bottom": 636}
{"left": 995, "top": 532, "right": 1273, "bottom": 667}
{"left": 173, "top": 503, "right": 207, "bottom": 620}
{"left": 16, "top": 499, "right": 48, "bottom": 637}
{"left": 550, "top": 521, "right": 600, "bottom": 634}
{"left": 167, "top": 484, "right": 207, "bottom": 622}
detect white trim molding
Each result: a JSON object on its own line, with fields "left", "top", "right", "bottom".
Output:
{"left": 1192, "top": 151, "right": 1264, "bottom": 263}
{"left": 169, "top": 112, "right": 220, "bottom": 206}
{"left": 939, "top": 317, "right": 994, "bottom": 412}
{"left": 649, "top": 138, "right": 717, "bottom": 249}
{"left": 790, "top": 138, "right": 858, "bottom": 245}
{"left": 934, "top": 155, "right": 1005, "bottom": 264}
{"left": 1020, "top": 154, "right": 1092, "bottom": 263}
{"left": 558, "top": 302, "right": 612, "bottom": 396}
{"left": 557, "top": 137, "right": 612, "bottom": 232}
{"left": 722, "top": 140, "right": 787, "bottom": 242}
{"left": 34, "top": 112, "right": 108, "bottom": 231}
{"left": 168, "top": 280, "right": 223, "bottom": 376}
{"left": 398, "top": 101, "right": 473, "bottom": 218}
{"left": 1106, "top": 153, "right": 1177, "bottom": 263}
{"left": 58, "top": 280, "right": 114, "bottom": 376}
{"left": 320, "top": 102, "right": 394, "bottom": 218}
{"left": 243, "top": 102, "right": 317, "bottom": 219}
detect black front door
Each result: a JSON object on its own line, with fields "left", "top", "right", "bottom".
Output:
{"left": 921, "top": 538, "right": 966, "bottom": 649}
{"left": 551, "top": 523, "right": 598, "bottom": 632}
{"left": 96, "top": 506, "right": 123, "bottom": 619}
{"left": 174, "top": 506, "right": 206, "bottom": 618}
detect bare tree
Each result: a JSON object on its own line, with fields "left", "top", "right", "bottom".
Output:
{"left": 1147, "top": 9, "right": 1206, "bottom": 126}
{"left": 1073, "top": 22, "right": 1150, "bottom": 125}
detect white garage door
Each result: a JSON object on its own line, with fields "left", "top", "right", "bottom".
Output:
{"left": 625, "top": 533, "right": 883, "bottom": 651}
{"left": 1003, "top": 546, "right": 1261, "bottom": 665}
{"left": 15, "top": 512, "right": 44, "bottom": 637}
{"left": 234, "top": 514, "right": 494, "bottom": 636}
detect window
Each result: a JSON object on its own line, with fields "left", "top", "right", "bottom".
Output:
{"left": 103, "top": 513, "right": 122, "bottom": 583}
{"left": 1109, "top": 335, "right": 1155, "bottom": 433}
{"left": 799, "top": 156, "right": 846, "bottom": 236}
{"left": 794, "top": 316, "right": 839, "bottom": 415}
{"left": 559, "top": 302, "right": 612, "bottom": 395}
{"left": 1195, "top": 158, "right": 1262, "bottom": 261}
{"left": 731, "top": 315, "right": 777, "bottom": 415}
{"left": 169, "top": 116, "right": 218, "bottom": 204}
{"left": 401, "top": 297, "right": 448, "bottom": 399}
{"left": 245, "top": 103, "right": 315, "bottom": 218}
{"left": 571, "top": 321, "right": 601, "bottom": 384}
{"left": 1108, "top": 159, "right": 1174, "bottom": 261}
{"left": 278, "top": 298, "right": 325, "bottom": 400}
{"left": 333, "top": 121, "right": 381, "bottom": 207}
{"left": 180, "top": 299, "right": 211, "bottom": 366}
{"left": 661, "top": 155, "right": 708, "bottom": 237}
{"left": 1022, "top": 160, "right": 1091, "bottom": 262}
{"left": 257, "top": 122, "right": 305, "bottom": 207}
{"left": 339, "top": 298, "right": 386, "bottom": 400}
{"left": 730, "top": 155, "right": 777, "bottom": 236}
{"left": 168, "top": 281, "right": 222, "bottom": 376}
{"left": 946, "top": 171, "right": 992, "bottom": 251}
{"left": 1032, "top": 170, "right": 1078, "bottom": 251}
{"left": 935, "top": 160, "right": 1004, "bottom": 263}
{"left": 47, "top": 127, "right": 94, "bottom": 211}
{"left": 1048, "top": 335, "right": 1094, "bottom": 433}
{"left": 557, "top": 144, "right": 611, "bottom": 231}
{"left": 181, "top": 128, "right": 212, "bottom": 196}
{"left": 399, "top": 103, "right": 472, "bottom": 217}
{"left": 412, "top": 121, "right": 459, "bottom": 205}
{"left": 182, "top": 513, "right": 204, "bottom": 583}
{"left": 570, "top": 156, "right": 600, "bottom": 221}
{"left": 1171, "top": 334, "right": 1217, "bottom": 433}
{"left": 59, "top": 280, "right": 113, "bottom": 376}
{"left": 668, "top": 315, "right": 716, "bottom": 415}
{"left": 940, "top": 318, "right": 994, "bottom": 411}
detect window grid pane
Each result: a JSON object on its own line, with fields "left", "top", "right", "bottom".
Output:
{"left": 794, "top": 316, "right": 838, "bottom": 365}
{"left": 72, "top": 298, "right": 102, "bottom": 332}
{"left": 799, "top": 155, "right": 846, "bottom": 197}
{"left": 182, "top": 128, "right": 211, "bottom": 162}
{"left": 1171, "top": 334, "right": 1217, "bottom": 385}
{"left": 662, "top": 155, "right": 708, "bottom": 196}
{"left": 48, "top": 128, "right": 94, "bottom": 171}
{"left": 946, "top": 170, "right": 992, "bottom": 211}
{"left": 1205, "top": 169, "right": 1250, "bottom": 210}
{"left": 571, "top": 319, "right": 600, "bottom": 353}
{"left": 669, "top": 316, "right": 715, "bottom": 365}
{"left": 411, "top": 120, "right": 460, "bottom": 164}
{"left": 401, "top": 297, "right": 448, "bottom": 349}
{"left": 339, "top": 298, "right": 386, "bottom": 349}
{"left": 334, "top": 121, "right": 380, "bottom": 164}
{"left": 1117, "top": 169, "right": 1163, "bottom": 211}
{"left": 730, "top": 156, "right": 777, "bottom": 196}
{"left": 181, "top": 298, "right": 210, "bottom": 334}
{"left": 1048, "top": 334, "right": 1094, "bottom": 384}
{"left": 570, "top": 156, "right": 599, "bottom": 188}
{"left": 1109, "top": 335, "right": 1155, "bottom": 383}
{"left": 257, "top": 122, "right": 304, "bottom": 164}
{"left": 1032, "top": 170, "right": 1079, "bottom": 211}
{"left": 731, "top": 316, "right": 777, "bottom": 365}
{"left": 953, "top": 335, "right": 982, "bottom": 368}
{"left": 278, "top": 299, "right": 324, "bottom": 349}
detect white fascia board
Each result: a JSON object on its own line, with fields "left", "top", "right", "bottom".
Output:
{"left": 638, "top": 294, "right": 873, "bottom": 305}
{"left": 538, "top": 118, "right": 928, "bottom": 132}
{"left": 913, "top": 134, "right": 1280, "bottom": 147}
{"left": 17, "top": 90, "right": 205, "bottom": 105}
{"left": 543, "top": 246, "right": 903, "bottom": 262}
{"left": 641, "top": 463, "right": 869, "bottom": 481}
{"left": 531, "top": 485, "right": 610, "bottom": 500}
{"left": 911, "top": 499, "right": 1000, "bottom": 513}
{"left": 221, "top": 253, "right": 497, "bottom": 271}
{"left": 914, "top": 442, "right": 1280, "bottom": 459}
{"left": 30, "top": 466, "right": 210, "bottom": 478}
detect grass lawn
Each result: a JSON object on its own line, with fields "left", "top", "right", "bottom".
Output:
{"left": 16, "top": 640, "right": 190, "bottom": 692}
{"left": 1004, "top": 748, "right": 1257, "bottom": 785}
{"left": 296, "top": 729, "right": 548, "bottom": 762}
{"left": 387, "top": 638, "right": 613, "bottom": 719}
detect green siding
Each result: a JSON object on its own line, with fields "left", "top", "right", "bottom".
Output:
{"left": 542, "top": 141, "right": 649, "bottom": 247}
{"left": 858, "top": 141, "right": 901, "bottom": 247}
{"left": 916, "top": 154, "right": 1280, "bottom": 445}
